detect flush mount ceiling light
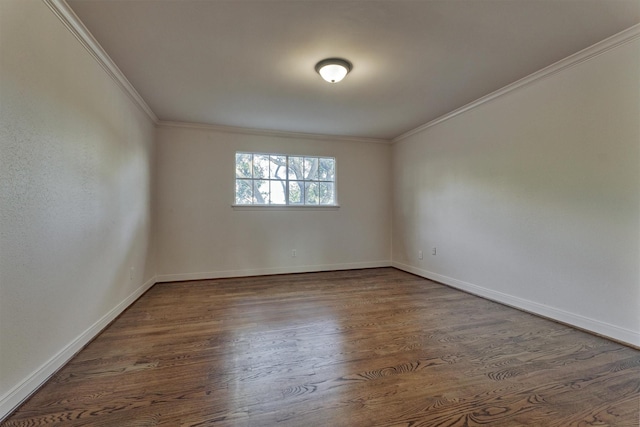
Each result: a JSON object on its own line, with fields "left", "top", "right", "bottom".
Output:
{"left": 315, "top": 58, "right": 352, "bottom": 83}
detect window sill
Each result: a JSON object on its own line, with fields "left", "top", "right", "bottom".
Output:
{"left": 232, "top": 204, "right": 340, "bottom": 211}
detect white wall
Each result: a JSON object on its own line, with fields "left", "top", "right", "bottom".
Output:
{"left": 0, "top": 1, "right": 636, "bottom": 420}
{"left": 155, "top": 125, "right": 391, "bottom": 280}
{"left": 392, "top": 37, "right": 640, "bottom": 346}
{"left": 0, "top": 0, "right": 156, "bottom": 417}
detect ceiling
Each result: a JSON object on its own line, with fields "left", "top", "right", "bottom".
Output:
{"left": 66, "top": 0, "right": 640, "bottom": 141}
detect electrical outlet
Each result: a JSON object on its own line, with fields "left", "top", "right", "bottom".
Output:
{"left": 292, "top": 249, "right": 297, "bottom": 258}
{"left": 418, "top": 250, "right": 423, "bottom": 260}
{"left": 432, "top": 247, "right": 437, "bottom": 256}
{"left": 129, "top": 267, "right": 135, "bottom": 280}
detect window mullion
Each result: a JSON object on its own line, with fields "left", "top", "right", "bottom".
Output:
{"left": 285, "top": 155, "right": 290, "bottom": 205}
{"left": 235, "top": 152, "right": 335, "bottom": 206}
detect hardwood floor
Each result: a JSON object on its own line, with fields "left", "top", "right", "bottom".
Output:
{"left": 4, "top": 268, "right": 639, "bottom": 426}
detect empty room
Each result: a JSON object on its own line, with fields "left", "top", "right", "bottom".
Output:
{"left": 1, "top": 0, "right": 639, "bottom": 425}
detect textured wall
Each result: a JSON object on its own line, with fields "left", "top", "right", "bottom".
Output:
{"left": 155, "top": 125, "right": 392, "bottom": 280}
{"left": 0, "top": 0, "right": 156, "bottom": 414}
{"left": 392, "top": 37, "right": 640, "bottom": 345}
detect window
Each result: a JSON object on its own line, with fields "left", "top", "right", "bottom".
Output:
{"left": 235, "top": 152, "right": 336, "bottom": 205}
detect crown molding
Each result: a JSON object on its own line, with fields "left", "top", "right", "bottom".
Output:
{"left": 43, "top": 0, "right": 159, "bottom": 124}
{"left": 42, "top": 0, "right": 638, "bottom": 145}
{"left": 393, "top": 23, "right": 640, "bottom": 143}
{"left": 43, "top": 0, "right": 388, "bottom": 144}
{"left": 157, "top": 120, "right": 393, "bottom": 144}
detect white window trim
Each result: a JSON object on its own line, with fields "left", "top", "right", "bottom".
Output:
{"left": 231, "top": 204, "right": 340, "bottom": 210}
{"left": 234, "top": 152, "right": 339, "bottom": 207}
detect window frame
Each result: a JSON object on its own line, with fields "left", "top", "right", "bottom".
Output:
{"left": 233, "top": 151, "right": 339, "bottom": 208}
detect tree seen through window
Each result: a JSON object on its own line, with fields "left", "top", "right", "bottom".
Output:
{"left": 235, "top": 153, "right": 336, "bottom": 205}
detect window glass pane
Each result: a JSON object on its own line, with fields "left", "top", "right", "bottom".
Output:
{"left": 319, "top": 182, "right": 334, "bottom": 205}
{"left": 235, "top": 179, "right": 253, "bottom": 204}
{"left": 253, "top": 180, "right": 269, "bottom": 204}
{"left": 253, "top": 154, "right": 270, "bottom": 179}
{"left": 318, "top": 158, "right": 335, "bottom": 181}
{"left": 304, "top": 157, "right": 318, "bottom": 180}
{"left": 235, "top": 153, "right": 252, "bottom": 178}
{"left": 270, "top": 180, "right": 286, "bottom": 204}
{"left": 235, "top": 152, "right": 336, "bottom": 206}
{"left": 288, "top": 181, "right": 303, "bottom": 204}
{"left": 304, "top": 182, "right": 319, "bottom": 204}
{"left": 270, "top": 155, "right": 287, "bottom": 179}
{"left": 288, "top": 156, "right": 303, "bottom": 180}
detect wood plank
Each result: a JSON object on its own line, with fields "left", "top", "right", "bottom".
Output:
{"left": 4, "top": 268, "right": 639, "bottom": 426}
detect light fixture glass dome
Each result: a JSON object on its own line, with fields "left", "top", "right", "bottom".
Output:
{"left": 315, "top": 58, "right": 352, "bottom": 83}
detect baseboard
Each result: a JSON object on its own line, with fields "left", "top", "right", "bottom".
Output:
{"left": 0, "top": 276, "right": 157, "bottom": 422}
{"left": 392, "top": 261, "right": 640, "bottom": 348}
{"left": 5, "top": 261, "right": 634, "bottom": 422}
{"left": 155, "top": 261, "right": 392, "bottom": 283}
